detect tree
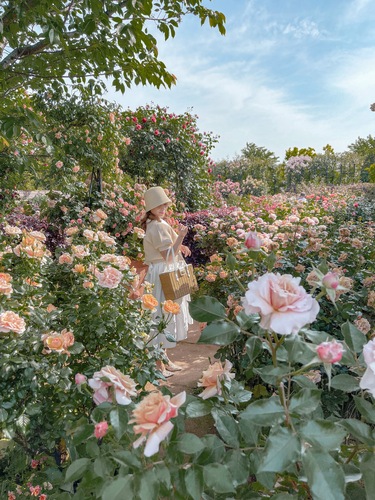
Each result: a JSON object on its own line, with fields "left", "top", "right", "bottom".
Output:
{"left": 284, "top": 146, "right": 316, "bottom": 161}
{"left": 0, "top": 0, "right": 225, "bottom": 140}
{"left": 119, "top": 104, "right": 218, "bottom": 210}
{"left": 348, "top": 135, "right": 375, "bottom": 182}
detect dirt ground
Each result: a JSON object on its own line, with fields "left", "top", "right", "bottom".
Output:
{"left": 160, "top": 322, "right": 219, "bottom": 436}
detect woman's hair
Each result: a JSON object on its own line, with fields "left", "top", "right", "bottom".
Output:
{"left": 139, "top": 211, "right": 155, "bottom": 231}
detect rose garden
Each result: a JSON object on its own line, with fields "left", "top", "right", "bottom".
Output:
{"left": 1, "top": 2, "right": 375, "bottom": 499}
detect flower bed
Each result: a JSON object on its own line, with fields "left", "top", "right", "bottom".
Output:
{"left": 1, "top": 184, "right": 374, "bottom": 499}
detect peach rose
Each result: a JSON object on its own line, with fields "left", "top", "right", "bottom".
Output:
{"left": 58, "top": 253, "right": 73, "bottom": 265}
{"left": 71, "top": 245, "right": 90, "bottom": 259}
{"left": 43, "top": 334, "right": 65, "bottom": 352}
{"left": 95, "top": 266, "right": 123, "bottom": 288}
{"left": 0, "top": 311, "right": 26, "bottom": 334}
{"left": 142, "top": 294, "right": 159, "bottom": 311}
{"left": 242, "top": 272, "right": 320, "bottom": 335}
{"left": 64, "top": 226, "right": 79, "bottom": 236}
{"left": 0, "top": 273, "right": 13, "bottom": 295}
{"left": 130, "top": 390, "right": 186, "bottom": 457}
{"left": 4, "top": 225, "right": 22, "bottom": 235}
{"left": 83, "top": 229, "right": 98, "bottom": 241}
{"left": 88, "top": 366, "right": 137, "bottom": 405}
{"left": 197, "top": 360, "right": 235, "bottom": 399}
{"left": 29, "top": 230, "right": 46, "bottom": 242}
{"left": 92, "top": 208, "right": 107, "bottom": 222}
{"left": 162, "top": 300, "right": 180, "bottom": 315}
{"left": 97, "top": 231, "right": 116, "bottom": 247}
{"left": 72, "top": 264, "right": 86, "bottom": 274}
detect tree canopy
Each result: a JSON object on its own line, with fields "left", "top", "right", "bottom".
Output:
{"left": 0, "top": 0, "right": 225, "bottom": 97}
{"left": 0, "top": 0, "right": 225, "bottom": 143}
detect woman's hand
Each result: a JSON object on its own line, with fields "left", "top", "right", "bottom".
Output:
{"left": 177, "top": 224, "right": 188, "bottom": 238}
{"left": 180, "top": 245, "right": 191, "bottom": 257}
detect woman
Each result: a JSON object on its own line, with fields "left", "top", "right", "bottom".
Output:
{"left": 140, "top": 186, "right": 193, "bottom": 377}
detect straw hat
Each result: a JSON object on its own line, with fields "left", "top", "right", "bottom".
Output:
{"left": 144, "top": 186, "right": 172, "bottom": 212}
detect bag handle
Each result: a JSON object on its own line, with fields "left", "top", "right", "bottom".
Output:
{"left": 165, "top": 245, "right": 190, "bottom": 279}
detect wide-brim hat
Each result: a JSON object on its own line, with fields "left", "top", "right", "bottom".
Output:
{"left": 144, "top": 186, "right": 172, "bottom": 212}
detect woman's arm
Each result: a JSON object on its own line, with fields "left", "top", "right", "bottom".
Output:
{"left": 160, "top": 224, "right": 188, "bottom": 263}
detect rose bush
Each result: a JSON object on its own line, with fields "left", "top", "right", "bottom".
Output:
{"left": 0, "top": 183, "right": 374, "bottom": 499}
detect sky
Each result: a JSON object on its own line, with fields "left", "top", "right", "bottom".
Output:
{"left": 105, "top": 0, "right": 375, "bottom": 162}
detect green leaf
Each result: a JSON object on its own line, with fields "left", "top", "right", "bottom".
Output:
{"left": 102, "top": 477, "right": 134, "bottom": 500}
{"left": 292, "top": 375, "right": 320, "bottom": 389}
{"left": 341, "top": 419, "right": 375, "bottom": 445}
{"left": 245, "top": 336, "right": 263, "bottom": 363}
{"left": 185, "top": 399, "right": 212, "bottom": 418}
{"left": 254, "top": 365, "right": 289, "bottom": 385}
{"left": 360, "top": 452, "right": 375, "bottom": 499}
{"left": 111, "top": 450, "right": 141, "bottom": 468}
{"left": 110, "top": 407, "right": 129, "bottom": 439}
{"left": 289, "top": 389, "right": 321, "bottom": 415}
{"left": 196, "top": 435, "right": 226, "bottom": 465}
{"left": 65, "top": 458, "right": 91, "bottom": 483}
{"left": 353, "top": 395, "right": 375, "bottom": 424}
{"left": 189, "top": 296, "right": 227, "bottom": 322}
{"left": 225, "top": 252, "right": 237, "bottom": 270}
{"left": 72, "top": 424, "right": 94, "bottom": 445}
{"left": 299, "top": 420, "right": 347, "bottom": 451}
{"left": 136, "top": 469, "right": 158, "bottom": 500}
{"left": 240, "top": 397, "right": 284, "bottom": 426}
{"left": 223, "top": 450, "right": 249, "bottom": 487}
{"left": 330, "top": 374, "right": 359, "bottom": 393}
{"left": 341, "top": 321, "right": 366, "bottom": 353}
{"left": 284, "top": 335, "right": 315, "bottom": 364}
{"left": 177, "top": 433, "right": 205, "bottom": 454}
{"left": 184, "top": 466, "right": 204, "bottom": 500}
{"left": 93, "top": 457, "right": 113, "bottom": 477}
{"left": 211, "top": 408, "right": 240, "bottom": 448}
{"left": 258, "top": 426, "right": 300, "bottom": 473}
{"left": 203, "top": 464, "right": 235, "bottom": 494}
{"left": 236, "top": 310, "right": 259, "bottom": 329}
{"left": 197, "top": 319, "right": 240, "bottom": 345}
{"left": 302, "top": 449, "right": 345, "bottom": 500}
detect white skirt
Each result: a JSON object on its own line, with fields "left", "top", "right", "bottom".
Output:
{"left": 146, "top": 260, "right": 193, "bottom": 348}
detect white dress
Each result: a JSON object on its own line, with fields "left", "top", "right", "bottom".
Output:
{"left": 143, "top": 219, "right": 193, "bottom": 349}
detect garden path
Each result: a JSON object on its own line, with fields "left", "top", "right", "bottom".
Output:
{"left": 160, "top": 321, "right": 218, "bottom": 395}
{"left": 156, "top": 322, "right": 219, "bottom": 436}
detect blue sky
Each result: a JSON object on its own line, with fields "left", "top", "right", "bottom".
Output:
{"left": 105, "top": 0, "right": 375, "bottom": 162}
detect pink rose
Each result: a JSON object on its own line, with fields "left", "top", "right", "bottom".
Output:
{"left": 316, "top": 340, "right": 344, "bottom": 363}
{"left": 244, "top": 231, "right": 262, "bottom": 250}
{"left": 75, "top": 373, "right": 87, "bottom": 385}
{"left": 88, "top": 366, "right": 137, "bottom": 405}
{"left": 0, "top": 311, "right": 26, "bottom": 334}
{"left": 322, "top": 272, "right": 339, "bottom": 290}
{"left": 94, "top": 421, "right": 109, "bottom": 439}
{"left": 95, "top": 266, "right": 123, "bottom": 288}
{"left": 55, "top": 161, "right": 63, "bottom": 169}
{"left": 359, "top": 339, "right": 375, "bottom": 396}
{"left": 197, "top": 360, "right": 235, "bottom": 399}
{"left": 242, "top": 273, "right": 320, "bottom": 335}
{"left": 130, "top": 391, "right": 186, "bottom": 457}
